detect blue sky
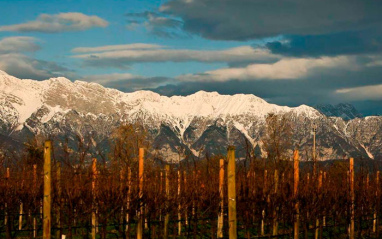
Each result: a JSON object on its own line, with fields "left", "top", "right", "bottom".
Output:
{"left": 1, "top": 0, "right": 382, "bottom": 115}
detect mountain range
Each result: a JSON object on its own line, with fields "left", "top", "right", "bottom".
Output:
{"left": 0, "top": 70, "right": 381, "bottom": 161}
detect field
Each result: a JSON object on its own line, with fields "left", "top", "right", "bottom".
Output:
{"left": 1, "top": 141, "right": 382, "bottom": 239}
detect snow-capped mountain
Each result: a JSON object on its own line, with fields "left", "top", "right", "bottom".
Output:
{"left": 1, "top": 70, "right": 381, "bottom": 161}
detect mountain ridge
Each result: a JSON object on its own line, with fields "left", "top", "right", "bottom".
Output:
{"left": 0, "top": 70, "right": 381, "bottom": 161}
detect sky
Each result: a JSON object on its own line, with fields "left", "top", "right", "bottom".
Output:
{"left": 1, "top": 0, "right": 382, "bottom": 115}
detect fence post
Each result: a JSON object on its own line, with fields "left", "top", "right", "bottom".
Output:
{"left": 137, "top": 148, "right": 144, "bottom": 239}
{"left": 227, "top": 146, "right": 237, "bottom": 239}
{"left": 293, "top": 149, "right": 299, "bottom": 239}
{"left": 184, "top": 171, "right": 188, "bottom": 226}
{"left": 19, "top": 201, "right": 23, "bottom": 230}
{"left": 5, "top": 168, "right": 10, "bottom": 239}
{"left": 120, "top": 169, "right": 124, "bottom": 233}
{"left": 56, "top": 164, "right": 62, "bottom": 239}
{"left": 164, "top": 164, "right": 170, "bottom": 239}
{"left": 91, "top": 158, "right": 97, "bottom": 239}
{"left": 272, "top": 169, "right": 279, "bottom": 236}
{"left": 374, "top": 171, "right": 380, "bottom": 235}
{"left": 261, "top": 169, "right": 267, "bottom": 236}
{"left": 160, "top": 171, "right": 163, "bottom": 222}
{"left": 323, "top": 172, "right": 327, "bottom": 227}
{"left": 315, "top": 170, "right": 323, "bottom": 239}
{"left": 217, "top": 158, "right": 225, "bottom": 238}
{"left": 126, "top": 167, "right": 132, "bottom": 236}
{"left": 178, "top": 170, "right": 182, "bottom": 236}
{"left": 33, "top": 164, "right": 37, "bottom": 238}
{"left": 349, "top": 157, "right": 355, "bottom": 239}
{"left": 43, "top": 140, "right": 52, "bottom": 239}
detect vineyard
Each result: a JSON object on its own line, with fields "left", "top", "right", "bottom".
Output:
{"left": 1, "top": 141, "right": 382, "bottom": 239}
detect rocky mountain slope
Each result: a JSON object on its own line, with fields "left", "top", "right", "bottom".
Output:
{"left": 0, "top": 70, "right": 381, "bottom": 161}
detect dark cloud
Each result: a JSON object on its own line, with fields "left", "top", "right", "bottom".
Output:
{"left": 112, "top": 77, "right": 171, "bottom": 92}
{"left": 125, "top": 11, "right": 162, "bottom": 19}
{"left": 161, "top": 0, "right": 382, "bottom": 40}
{"left": 0, "top": 37, "right": 40, "bottom": 54}
{"left": 80, "top": 73, "right": 173, "bottom": 92}
{"left": 0, "top": 53, "right": 75, "bottom": 80}
{"left": 81, "top": 57, "right": 132, "bottom": 69}
{"left": 125, "top": 11, "right": 189, "bottom": 38}
{"left": 0, "top": 36, "right": 75, "bottom": 80}
{"left": 353, "top": 100, "right": 382, "bottom": 116}
{"left": 266, "top": 28, "right": 382, "bottom": 57}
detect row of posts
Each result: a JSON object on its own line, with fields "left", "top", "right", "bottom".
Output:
{"left": 38, "top": 141, "right": 359, "bottom": 239}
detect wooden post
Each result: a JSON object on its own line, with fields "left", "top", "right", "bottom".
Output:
{"left": 178, "top": 170, "right": 182, "bottom": 236}
{"left": 164, "top": 165, "right": 170, "bottom": 239}
{"left": 19, "top": 202, "right": 23, "bottom": 230}
{"left": 120, "top": 170, "right": 124, "bottom": 233}
{"left": 43, "top": 140, "right": 52, "bottom": 239}
{"left": 5, "top": 168, "right": 9, "bottom": 236}
{"left": 184, "top": 171, "right": 188, "bottom": 226}
{"left": 227, "top": 146, "right": 237, "bottom": 239}
{"left": 323, "top": 172, "right": 327, "bottom": 227}
{"left": 293, "top": 149, "right": 300, "bottom": 239}
{"left": 126, "top": 167, "right": 132, "bottom": 235}
{"left": 349, "top": 158, "right": 355, "bottom": 239}
{"left": 56, "top": 164, "right": 62, "bottom": 239}
{"left": 261, "top": 170, "right": 267, "bottom": 236}
{"left": 33, "top": 164, "right": 37, "bottom": 238}
{"left": 217, "top": 159, "right": 224, "bottom": 238}
{"left": 272, "top": 170, "right": 279, "bottom": 236}
{"left": 374, "top": 171, "right": 380, "bottom": 234}
{"left": 137, "top": 148, "right": 144, "bottom": 239}
{"left": 91, "top": 158, "right": 97, "bottom": 239}
{"left": 305, "top": 173, "right": 310, "bottom": 238}
{"left": 315, "top": 170, "right": 323, "bottom": 239}
{"left": 160, "top": 171, "right": 163, "bottom": 222}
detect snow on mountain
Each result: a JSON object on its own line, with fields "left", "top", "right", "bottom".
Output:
{"left": 0, "top": 70, "right": 320, "bottom": 131}
{"left": 0, "top": 70, "right": 381, "bottom": 161}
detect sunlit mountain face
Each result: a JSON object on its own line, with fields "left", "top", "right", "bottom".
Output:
{"left": 1, "top": 71, "right": 381, "bottom": 161}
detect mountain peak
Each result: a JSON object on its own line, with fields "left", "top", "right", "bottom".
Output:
{"left": 48, "top": 77, "right": 72, "bottom": 85}
{"left": 128, "top": 90, "right": 162, "bottom": 100}
{"left": 192, "top": 90, "right": 220, "bottom": 97}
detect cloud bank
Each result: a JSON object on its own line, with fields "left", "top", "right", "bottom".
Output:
{"left": 80, "top": 73, "right": 172, "bottom": 91}
{"left": 178, "top": 56, "right": 353, "bottom": 82}
{"left": 125, "top": 11, "right": 188, "bottom": 38}
{"left": 0, "top": 12, "right": 108, "bottom": 33}
{"left": 72, "top": 44, "right": 280, "bottom": 68}
{"left": 0, "top": 36, "right": 40, "bottom": 54}
{"left": 161, "top": 0, "right": 382, "bottom": 40}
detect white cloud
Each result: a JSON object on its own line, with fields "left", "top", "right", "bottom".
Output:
{"left": 72, "top": 43, "right": 162, "bottom": 53}
{"left": 72, "top": 44, "right": 280, "bottom": 68}
{"left": 336, "top": 84, "right": 382, "bottom": 101}
{"left": 177, "top": 56, "right": 353, "bottom": 82}
{"left": 0, "top": 36, "right": 40, "bottom": 54}
{"left": 0, "top": 12, "right": 108, "bottom": 33}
